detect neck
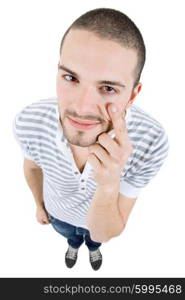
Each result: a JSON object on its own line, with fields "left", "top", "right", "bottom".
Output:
{"left": 69, "top": 143, "right": 89, "bottom": 174}
{"left": 69, "top": 143, "right": 89, "bottom": 157}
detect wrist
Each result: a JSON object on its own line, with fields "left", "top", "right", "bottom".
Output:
{"left": 94, "top": 184, "right": 120, "bottom": 205}
{"left": 97, "top": 182, "right": 120, "bottom": 194}
{"left": 36, "top": 201, "right": 45, "bottom": 210}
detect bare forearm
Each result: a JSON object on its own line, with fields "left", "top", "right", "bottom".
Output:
{"left": 86, "top": 185, "right": 125, "bottom": 243}
{"left": 23, "top": 164, "right": 44, "bottom": 209}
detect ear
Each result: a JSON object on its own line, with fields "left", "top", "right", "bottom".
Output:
{"left": 125, "top": 83, "right": 142, "bottom": 110}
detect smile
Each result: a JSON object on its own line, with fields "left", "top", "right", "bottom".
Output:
{"left": 67, "top": 116, "right": 101, "bottom": 130}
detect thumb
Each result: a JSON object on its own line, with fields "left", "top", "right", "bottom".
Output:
{"left": 107, "top": 104, "right": 118, "bottom": 120}
{"left": 107, "top": 104, "right": 124, "bottom": 127}
{"left": 107, "top": 104, "right": 126, "bottom": 142}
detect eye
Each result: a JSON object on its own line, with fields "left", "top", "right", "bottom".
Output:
{"left": 63, "top": 74, "right": 78, "bottom": 83}
{"left": 101, "top": 86, "right": 116, "bottom": 94}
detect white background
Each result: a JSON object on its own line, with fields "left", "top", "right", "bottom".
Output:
{"left": 0, "top": 0, "right": 185, "bottom": 277}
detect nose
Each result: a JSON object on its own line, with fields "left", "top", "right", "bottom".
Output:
{"left": 74, "top": 86, "right": 98, "bottom": 116}
{"left": 73, "top": 85, "right": 112, "bottom": 123}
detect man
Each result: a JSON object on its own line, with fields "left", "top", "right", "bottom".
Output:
{"left": 13, "top": 8, "right": 169, "bottom": 271}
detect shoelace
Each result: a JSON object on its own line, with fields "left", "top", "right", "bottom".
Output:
{"left": 90, "top": 250, "right": 102, "bottom": 262}
{"left": 66, "top": 247, "right": 78, "bottom": 259}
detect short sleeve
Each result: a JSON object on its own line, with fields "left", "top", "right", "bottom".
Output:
{"left": 12, "top": 114, "right": 34, "bottom": 161}
{"left": 120, "top": 129, "right": 169, "bottom": 198}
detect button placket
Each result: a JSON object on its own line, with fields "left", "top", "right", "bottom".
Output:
{"left": 80, "top": 178, "right": 86, "bottom": 191}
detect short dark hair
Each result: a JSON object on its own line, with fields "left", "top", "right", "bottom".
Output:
{"left": 59, "top": 8, "right": 146, "bottom": 88}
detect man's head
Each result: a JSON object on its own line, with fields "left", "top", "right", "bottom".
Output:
{"left": 56, "top": 8, "right": 146, "bottom": 147}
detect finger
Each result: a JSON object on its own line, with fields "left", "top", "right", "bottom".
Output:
{"left": 39, "top": 219, "right": 45, "bottom": 224}
{"left": 44, "top": 219, "right": 50, "bottom": 224}
{"left": 98, "top": 132, "right": 121, "bottom": 159}
{"left": 107, "top": 104, "right": 126, "bottom": 145}
{"left": 88, "top": 144, "right": 112, "bottom": 165}
{"left": 43, "top": 216, "right": 50, "bottom": 224}
{"left": 42, "top": 220, "right": 49, "bottom": 225}
{"left": 87, "top": 153, "right": 101, "bottom": 170}
{"left": 38, "top": 217, "right": 49, "bottom": 224}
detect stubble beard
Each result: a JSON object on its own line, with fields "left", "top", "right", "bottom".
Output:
{"left": 61, "top": 118, "right": 112, "bottom": 147}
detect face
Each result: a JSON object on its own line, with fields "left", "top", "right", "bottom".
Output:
{"left": 56, "top": 29, "right": 141, "bottom": 147}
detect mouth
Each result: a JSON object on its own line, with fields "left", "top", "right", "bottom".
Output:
{"left": 67, "top": 116, "right": 101, "bottom": 130}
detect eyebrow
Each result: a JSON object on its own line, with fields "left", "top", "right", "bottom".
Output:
{"left": 58, "top": 64, "right": 126, "bottom": 88}
{"left": 58, "top": 65, "right": 78, "bottom": 77}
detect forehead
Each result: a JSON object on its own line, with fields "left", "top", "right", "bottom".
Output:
{"left": 60, "top": 29, "right": 137, "bottom": 82}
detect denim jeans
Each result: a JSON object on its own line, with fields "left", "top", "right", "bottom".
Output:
{"left": 48, "top": 214, "right": 102, "bottom": 251}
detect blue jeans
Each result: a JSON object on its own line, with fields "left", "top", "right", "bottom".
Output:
{"left": 48, "top": 214, "right": 102, "bottom": 251}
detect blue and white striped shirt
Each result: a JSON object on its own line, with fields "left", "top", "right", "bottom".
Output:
{"left": 13, "top": 98, "right": 169, "bottom": 228}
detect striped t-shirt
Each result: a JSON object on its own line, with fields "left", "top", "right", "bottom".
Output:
{"left": 13, "top": 97, "right": 169, "bottom": 228}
